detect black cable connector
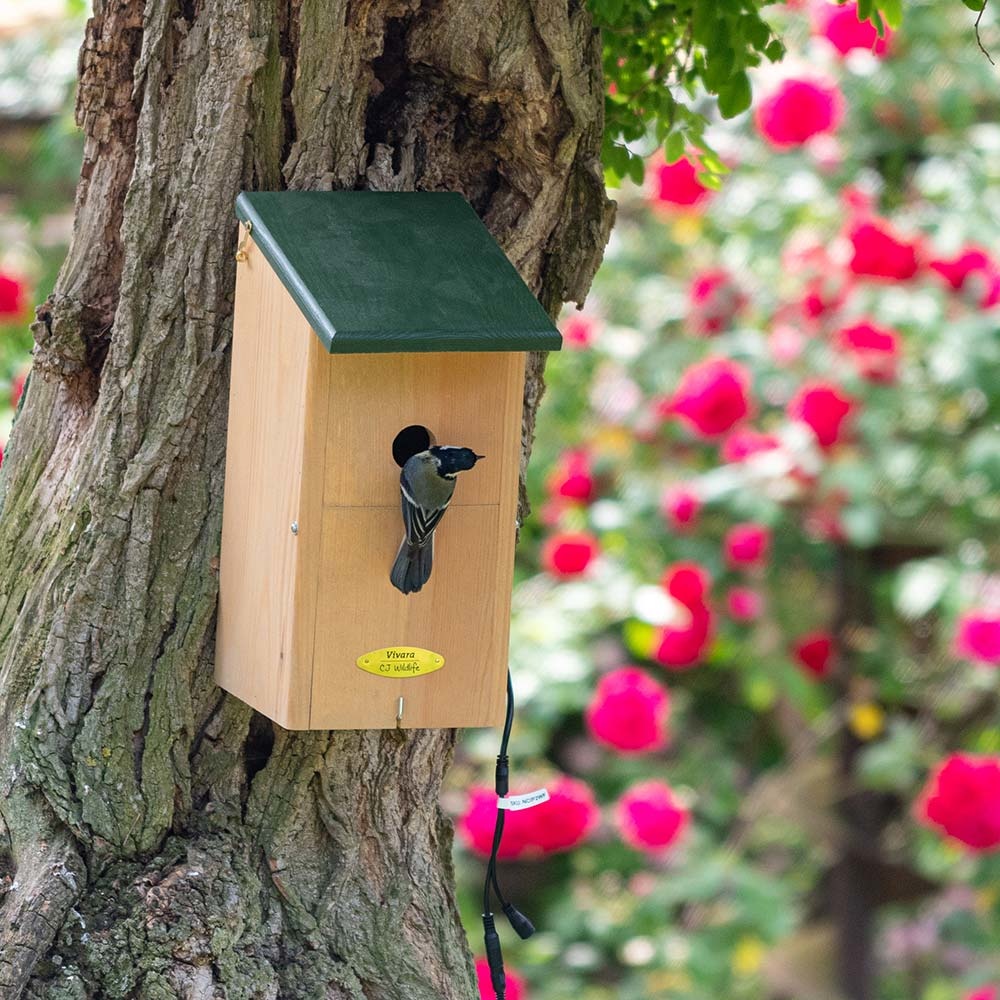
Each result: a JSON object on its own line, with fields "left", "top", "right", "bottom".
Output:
{"left": 482, "top": 912, "right": 506, "bottom": 1000}
{"left": 495, "top": 754, "right": 509, "bottom": 797}
{"left": 482, "top": 671, "right": 538, "bottom": 999}
{"left": 502, "top": 901, "right": 535, "bottom": 940}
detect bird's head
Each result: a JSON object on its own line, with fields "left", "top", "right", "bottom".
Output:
{"left": 430, "top": 446, "right": 484, "bottom": 478}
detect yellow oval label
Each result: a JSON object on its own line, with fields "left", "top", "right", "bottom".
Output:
{"left": 356, "top": 646, "right": 444, "bottom": 678}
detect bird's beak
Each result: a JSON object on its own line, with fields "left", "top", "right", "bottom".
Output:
{"left": 475, "top": 454, "right": 486, "bottom": 460}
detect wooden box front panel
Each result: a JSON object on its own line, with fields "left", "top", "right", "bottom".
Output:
{"left": 305, "top": 351, "right": 525, "bottom": 729}
{"left": 309, "top": 506, "right": 509, "bottom": 728}
{"left": 321, "top": 352, "right": 524, "bottom": 507}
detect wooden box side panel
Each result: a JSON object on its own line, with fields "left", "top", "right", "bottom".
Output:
{"left": 309, "top": 353, "right": 525, "bottom": 729}
{"left": 216, "top": 236, "right": 315, "bottom": 729}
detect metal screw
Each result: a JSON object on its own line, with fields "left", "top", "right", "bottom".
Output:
{"left": 290, "top": 521, "right": 299, "bottom": 535}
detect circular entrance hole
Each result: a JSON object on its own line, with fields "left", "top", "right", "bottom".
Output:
{"left": 392, "top": 425, "right": 435, "bottom": 468}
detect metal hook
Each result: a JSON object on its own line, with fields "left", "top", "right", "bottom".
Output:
{"left": 395, "top": 696, "right": 404, "bottom": 729}
{"left": 235, "top": 220, "right": 253, "bottom": 262}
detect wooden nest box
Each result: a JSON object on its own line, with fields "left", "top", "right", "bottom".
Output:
{"left": 216, "top": 192, "right": 560, "bottom": 730}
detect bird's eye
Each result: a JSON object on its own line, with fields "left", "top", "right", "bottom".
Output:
{"left": 392, "top": 424, "right": 435, "bottom": 467}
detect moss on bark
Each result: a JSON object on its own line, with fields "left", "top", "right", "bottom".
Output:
{"left": 0, "top": 1, "right": 614, "bottom": 996}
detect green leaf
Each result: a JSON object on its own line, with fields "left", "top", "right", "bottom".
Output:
{"left": 605, "top": 142, "right": 629, "bottom": 176}
{"left": 962, "top": 0, "right": 985, "bottom": 10}
{"left": 590, "top": 0, "right": 625, "bottom": 24}
{"left": 765, "top": 38, "right": 785, "bottom": 62}
{"left": 880, "top": 0, "right": 903, "bottom": 28}
{"left": 691, "top": 1, "right": 718, "bottom": 46}
{"left": 623, "top": 619, "right": 658, "bottom": 660}
{"left": 625, "top": 151, "right": 645, "bottom": 186}
{"left": 699, "top": 149, "right": 727, "bottom": 174}
{"left": 745, "top": 17, "right": 771, "bottom": 51}
{"left": 603, "top": 142, "right": 630, "bottom": 187}
{"left": 665, "top": 130, "right": 686, "bottom": 164}
{"left": 717, "top": 71, "right": 752, "bottom": 119}
{"left": 703, "top": 46, "right": 736, "bottom": 92}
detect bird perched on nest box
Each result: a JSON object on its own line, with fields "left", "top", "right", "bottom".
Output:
{"left": 392, "top": 446, "right": 484, "bottom": 594}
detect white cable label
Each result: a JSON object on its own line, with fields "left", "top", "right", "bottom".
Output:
{"left": 497, "top": 789, "right": 549, "bottom": 811}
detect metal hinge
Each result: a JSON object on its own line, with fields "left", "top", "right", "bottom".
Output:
{"left": 235, "top": 220, "right": 253, "bottom": 262}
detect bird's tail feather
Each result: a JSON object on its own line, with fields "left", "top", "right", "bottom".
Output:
{"left": 390, "top": 539, "right": 433, "bottom": 594}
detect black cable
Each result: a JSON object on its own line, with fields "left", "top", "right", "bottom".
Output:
{"left": 482, "top": 671, "right": 516, "bottom": 999}
{"left": 483, "top": 671, "right": 514, "bottom": 913}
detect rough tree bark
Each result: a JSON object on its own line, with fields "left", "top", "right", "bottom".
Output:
{"left": 0, "top": 2, "right": 614, "bottom": 997}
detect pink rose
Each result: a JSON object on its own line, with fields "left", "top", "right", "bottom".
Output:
{"left": 849, "top": 220, "right": 920, "bottom": 281}
{"left": 686, "top": 268, "right": 746, "bottom": 336}
{"left": 835, "top": 319, "right": 901, "bottom": 383}
{"left": 930, "top": 247, "right": 1000, "bottom": 309}
{"left": 755, "top": 78, "right": 844, "bottom": 149}
{"left": 541, "top": 532, "right": 599, "bottom": 578}
{"left": 585, "top": 667, "right": 671, "bottom": 754}
{"left": 670, "top": 357, "right": 753, "bottom": 439}
{"left": 954, "top": 610, "right": 1000, "bottom": 665}
{"left": 648, "top": 154, "right": 712, "bottom": 209}
{"left": 615, "top": 780, "right": 690, "bottom": 853}
{"left": 476, "top": 958, "right": 526, "bottom": 1000}
{"left": 787, "top": 380, "right": 855, "bottom": 449}
{"left": 792, "top": 630, "right": 835, "bottom": 679}
{"left": 814, "top": 2, "right": 892, "bottom": 57}
{"left": 655, "top": 563, "right": 714, "bottom": 669}
{"left": 917, "top": 754, "right": 1000, "bottom": 852}
{"left": 654, "top": 608, "right": 713, "bottom": 669}
{"left": 720, "top": 428, "right": 781, "bottom": 463}
{"left": 801, "top": 277, "right": 845, "bottom": 323}
{"left": 661, "top": 561, "right": 711, "bottom": 608}
{"left": 457, "top": 775, "right": 599, "bottom": 860}
{"left": 546, "top": 449, "right": 595, "bottom": 504}
{"left": 0, "top": 271, "right": 27, "bottom": 319}
{"left": 726, "top": 586, "right": 763, "bottom": 622}
{"left": 964, "top": 987, "right": 999, "bottom": 1000}
{"left": 724, "top": 523, "right": 772, "bottom": 570}
{"left": 661, "top": 485, "right": 701, "bottom": 531}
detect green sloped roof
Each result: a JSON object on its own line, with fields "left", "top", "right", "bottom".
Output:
{"left": 235, "top": 191, "right": 561, "bottom": 354}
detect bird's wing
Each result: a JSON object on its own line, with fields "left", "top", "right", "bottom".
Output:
{"left": 400, "top": 479, "right": 451, "bottom": 547}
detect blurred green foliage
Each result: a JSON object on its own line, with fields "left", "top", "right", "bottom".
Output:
{"left": 596, "top": 0, "right": 982, "bottom": 187}
{"left": 456, "top": 3, "right": 1000, "bottom": 999}
{"left": 0, "top": 6, "right": 84, "bottom": 443}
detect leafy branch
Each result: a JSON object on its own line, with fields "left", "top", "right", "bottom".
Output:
{"left": 592, "top": 0, "right": 785, "bottom": 186}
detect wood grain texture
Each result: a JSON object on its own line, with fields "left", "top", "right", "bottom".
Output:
{"left": 0, "top": 0, "right": 613, "bottom": 993}
{"left": 308, "top": 351, "right": 524, "bottom": 728}
{"left": 323, "top": 351, "right": 524, "bottom": 507}
{"left": 217, "top": 259, "right": 523, "bottom": 730}
{"left": 235, "top": 191, "right": 561, "bottom": 354}
{"left": 216, "top": 232, "right": 313, "bottom": 728}
{"left": 309, "top": 505, "right": 513, "bottom": 729}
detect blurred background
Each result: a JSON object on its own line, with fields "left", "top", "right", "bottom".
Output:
{"left": 0, "top": 0, "right": 81, "bottom": 451}
{"left": 3, "top": 3, "right": 1000, "bottom": 999}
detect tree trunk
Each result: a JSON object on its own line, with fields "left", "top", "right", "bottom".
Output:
{"left": 0, "top": 2, "right": 613, "bottom": 997}
{"left": 831, "top": 548, "right": 895, "bottom": 1000}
